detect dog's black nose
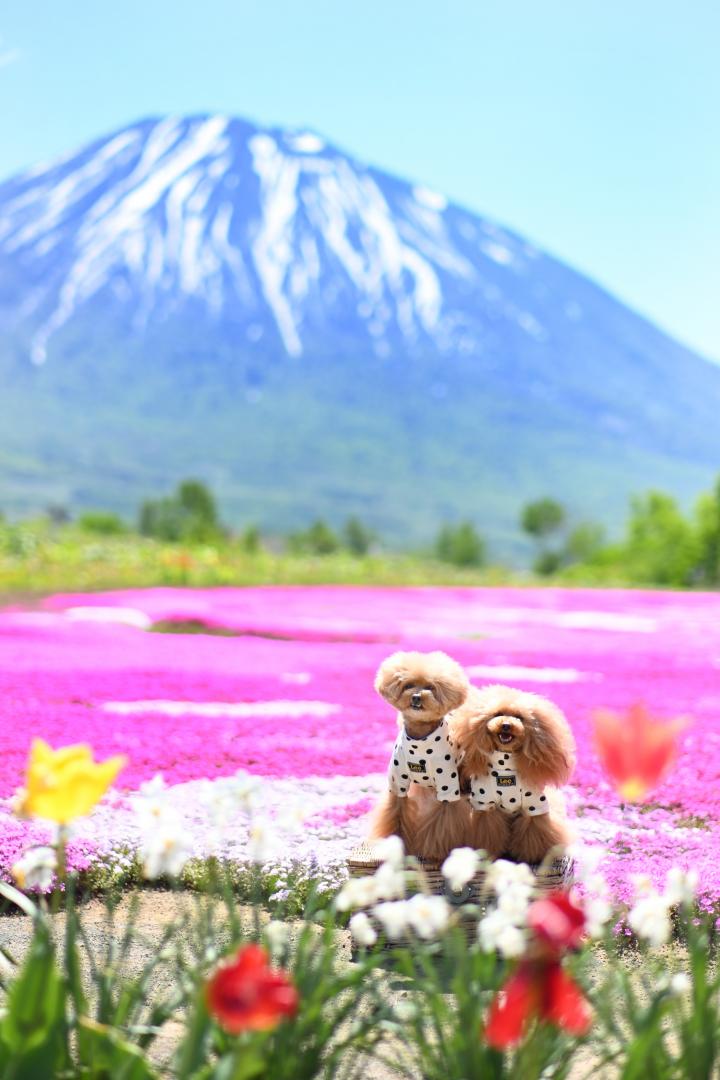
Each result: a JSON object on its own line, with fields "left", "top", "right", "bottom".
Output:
{"left": 500, "top": 721, "right": 512, "bottom": 734}
{"left": 411, "top": 691, "right": 423, "bottom": 707}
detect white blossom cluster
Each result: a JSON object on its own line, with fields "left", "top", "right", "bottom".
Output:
{"left": 627, "top": 867, "right": 699, "bottom": 947}
{"left": 477, "top": 859, "right": 536, "bottom": 957}
{"left": 340, "top": 837, "right": 452, "bottom": 946}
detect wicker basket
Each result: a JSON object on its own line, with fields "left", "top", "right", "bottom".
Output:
{"left": 347, "top": 841, "right": 573, "bottom": 907}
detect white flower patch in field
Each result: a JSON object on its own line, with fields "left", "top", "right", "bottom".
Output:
{"left": 102, "top": 699, "right": 341, "bottom": 718}
{"left": 54, "top": 772, "right": 384, "bottom": 893}
{"left": 470, "top": 607, "right": 657, "bottom": 634}
{"left": 65, "top": 606, "right": 152, "bottom": 630}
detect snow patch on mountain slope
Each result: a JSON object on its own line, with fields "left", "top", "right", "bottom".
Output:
{"left": 248, "top": 133, "right": 303, "bottom": 356}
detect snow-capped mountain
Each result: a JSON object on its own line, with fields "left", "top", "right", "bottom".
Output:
{"left": 1, "top": 114, "right": 584, "bottom": 364}
{"left": 1, "top": 115, "right": 719, "bottom": 546}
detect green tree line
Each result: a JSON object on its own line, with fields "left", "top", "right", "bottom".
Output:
{"left": 6, "top": 474, "right": 720, "bottom": 587}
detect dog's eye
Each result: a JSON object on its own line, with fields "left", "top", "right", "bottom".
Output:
{"left": 424, "top": 684, "right": 435, "bottom": 693}
{"left": 403, "top": 682, "right": 415, "bottom": 693}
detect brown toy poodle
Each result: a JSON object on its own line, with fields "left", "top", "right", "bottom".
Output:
{"left": 451, "top": 684, "right": 576, "bottom": 863}
{"left": 369, "top": 650, "right": 473, "bottom": 861}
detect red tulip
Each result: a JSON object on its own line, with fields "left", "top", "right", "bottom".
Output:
{"left": 484, "top": 890, "right": 591, "bottom": 1048}
{"left": 206, "top": 943, "right": 298, "bottom": 1033}
{"left": 527, "top": 891, "right": 586, "bottom": 956}
{"left": 485, "top": 960, "right": 592, "bottom": 1048}
{"left": 592, "top": 703, "right": 687, "bottom": 802}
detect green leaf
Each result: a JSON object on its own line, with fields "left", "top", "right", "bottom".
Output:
{"left": 0, "top": 881, "right": 39, "bottom": 919}
{"left": 0, "top": 915, "right": 69, "bottom": 1078}
{"left": 77, "top": 1017, "right": 160, "bottom": 1079}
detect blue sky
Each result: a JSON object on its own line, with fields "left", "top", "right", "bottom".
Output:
{"left": 2, "top": 0, "right": 718, "bottom": 359}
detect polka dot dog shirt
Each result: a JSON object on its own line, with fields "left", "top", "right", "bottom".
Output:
{"left": 468, "top": 750, "right": 549, "bottom": 816}
{"left": 388, "top": 716, "right": 461, "bottom": 801}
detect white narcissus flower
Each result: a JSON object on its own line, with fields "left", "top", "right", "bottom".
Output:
{"left": 584, "top": 871, "right": 612, "bottom": 900}
{"left": 248, "top": 817, "right": 281, "bottom": 863}
{"left": 478, "top": 908, "right": 527, "bottom": 958}
{"left": 371, "top": 835, "right": 405, "bottom": 867}
{"left": 233, "top": 771, "right": 263, "bottom": 810}
{"left": 441, "top": 847, "right": 479, "bottom": 892}
{"left": 630, "top": 872, "right": 655, "bottom": 897}
{"left": 668, "top": 972, "right": 691, "bottom": 997}
{"left": 349, "top": 911, "right": 378, "bottom": 947}
{"left": 394, "top": 999, "right": 419, "bottom": 1022}
{"left": 628, "top": 892, "right": 672, "bottom": 947}
{"left": 374, "top": 900, "right": 410, "bottom": 941}
{"left": 335, "top": 875, "right": 377, "bottom": 912}
{"left": 583, "top": 894, "right": 613, "bottom": 939}
{"left": 496, "top": 883, "right": 533, "bottom": 922}
{"left": 486, "top": 859, "right": 535, "bottom": 896}
{"left": 405, "top": 893, "right": 450, "bottom": 940}
{"left": 566, "top": 842, "right": 606, "bottom": 881}
{"left": 373, "top": 860, "right": 406, "bottom": 901}
{"left": 138, "top": 774, "right": 167, "bottom": 798}
{"left": 664, "top": 867, "right": 698, "bottom": 907}
{"left": 12, "top": 845, "right": 57, "bottom": 891}
{"left": 139, "top": 808, "right": 193, "bottom": 879}
{"left": 264, "top": 919, "right": 290, "bottom": 954}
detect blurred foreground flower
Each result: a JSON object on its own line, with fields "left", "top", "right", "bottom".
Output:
{"left": 441, "top": 846, "right": 479, "bottom": 892}
{"left": 206, "top": 943, "right": 298, "bottom": 1033}
{"left": 592, "top": 703, "right": 688, "bottom": 802}
{"left": 627, "top": 867, "right": 697, "bottom": 947}
{"left": 485, "top": 891, "right": 591, "bottom": 1048}
{"left": 12, "top": 845, "right": 57, "bottom": 891}
{"left": 15, "top": 739, "right": 126, "bottom": 823}
{"left": 349, "top": 911, "right": 378, "bottom": 947}
{"left": 527, "top": 891, "right": 586, "bottom": 954}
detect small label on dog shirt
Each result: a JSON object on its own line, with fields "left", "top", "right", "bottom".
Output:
{"left": 496, "top": 775, "right": 517, "bottom": 787}
{"left": 407, "top": 761, "right": 426, "bottom": 774}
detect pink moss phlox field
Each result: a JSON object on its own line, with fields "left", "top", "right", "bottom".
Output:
{"left": 2, "top": 586, "right": 719, "bottom": 901}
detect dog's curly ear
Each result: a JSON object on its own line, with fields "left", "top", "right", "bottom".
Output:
{"left": 428, "top": 652, "right": 469, "bottom": 713}
{"left": 452, "top": 707, "right": 495, "bottom": 777}
{"left": 374, "top": 653, "right": 409, "bottom": 705}
{"left": 518, "top": 695, "right": 576, "bottom": 789}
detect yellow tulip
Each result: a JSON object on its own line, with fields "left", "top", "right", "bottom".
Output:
{"left": 16, "top": 739, "right": 126, "bottom": 824}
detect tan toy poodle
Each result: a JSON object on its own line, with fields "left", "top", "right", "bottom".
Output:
{"left": 452, "top": 684, "right": 576, "bottom": 863}
{"left": 369, "top": 650, "right": 473, "bottom": 861}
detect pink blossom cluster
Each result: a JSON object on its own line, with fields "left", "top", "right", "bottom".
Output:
{"left": 1, "top": 586, "right": 719, "bottom": 901}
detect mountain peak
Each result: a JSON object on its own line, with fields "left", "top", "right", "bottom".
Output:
{"left": 0, "top": 113, "right": 546, "bottom": 364}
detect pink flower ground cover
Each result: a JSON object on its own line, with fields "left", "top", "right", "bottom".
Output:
{"left": 2, "top": 586, "right": 720, "bottom": 902}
